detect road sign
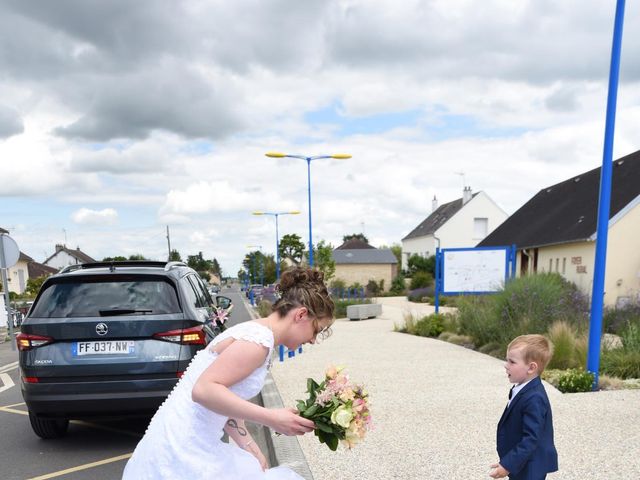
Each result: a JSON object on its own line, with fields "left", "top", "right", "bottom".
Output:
{"left": 0, "top": 234, "right": 19, "bottom": 269}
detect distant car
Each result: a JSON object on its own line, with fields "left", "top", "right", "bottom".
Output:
{"left": 209, "top": 284, "right": 220, "bottom": 294}
{"left": 17, "top": 261, "right": 231, "bottom": 439}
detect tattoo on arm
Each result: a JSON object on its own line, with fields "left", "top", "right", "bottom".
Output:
{"left": 226, "top": 419, "right": 248, "bottom": 436}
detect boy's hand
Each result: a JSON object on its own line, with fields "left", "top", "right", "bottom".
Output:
{"left": 489, "top": 463, "right": 509, "bottom": 478}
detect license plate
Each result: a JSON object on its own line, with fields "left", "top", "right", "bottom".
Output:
{"left": 73, "top": 341, "right": 135, "bottom": 356}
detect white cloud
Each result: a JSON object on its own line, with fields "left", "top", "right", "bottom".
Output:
{"left": 71, "top": 208, "right": 118, "bottom": 225}
{"left": 2, "top": 0, "right": 640, "bottom": 274}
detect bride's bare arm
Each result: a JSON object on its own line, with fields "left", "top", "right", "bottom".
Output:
{"left": 192, "top": 340, "right": 314, "bottom": 436}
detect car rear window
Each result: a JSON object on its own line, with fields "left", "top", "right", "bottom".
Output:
{"left": 30, "top": 279, "right": 181, "bottom": 318}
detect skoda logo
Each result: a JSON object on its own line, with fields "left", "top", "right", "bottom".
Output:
{"left": 96, "top": 323, "right": 108, "bottom": 336}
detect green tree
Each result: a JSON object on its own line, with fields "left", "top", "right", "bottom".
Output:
{"left": 128, "top": 254, "right": 147, "bottom": 260}
{"left": 102, "top": 256, "right": 127, "bottom": 261}
{"left": 25, "top": 276, "right": 48, "bottom": 297}
{"left": 279, "top": 234, "right": 305, "bottom": 266}
{"left": 342, "top": 233, "right": 369, "bottom": 244}
{"left": 169, "top": 249, "right": 182, "bottom": 261}
{"left": 211, "top": 258, "right": 222, "bottom": 277}
{"left": 310, "top": 240, "right": 335, "bottom": 282}
{"left": 243, "top": 250, "right": 265, "bottom": 284}
{"left": 408, "top": 254, "right": 435, "bottom": 276}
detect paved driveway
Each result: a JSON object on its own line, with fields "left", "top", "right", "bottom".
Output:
{"left": 270, "top": 297, "right": 640, "bottom": 480}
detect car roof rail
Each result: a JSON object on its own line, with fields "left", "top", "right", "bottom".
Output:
{"left": 59, "top": 264, "right": 84, "bottom": 274}
{"left": 164, "top": 261, "right": 188, "bottom": 271}
{"left": 59, "top": 261, "right": 168, "bottom": 273}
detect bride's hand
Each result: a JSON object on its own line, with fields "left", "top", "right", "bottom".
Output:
{"left": 269, "top": 407, "right": 315, "bottom": 436}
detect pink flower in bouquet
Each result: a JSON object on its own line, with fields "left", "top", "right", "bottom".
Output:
{"left": 297, "top": 365, "right": 372, "bottom": 451}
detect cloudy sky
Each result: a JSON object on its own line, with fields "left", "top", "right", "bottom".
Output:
{"left": 1, "top": 0, "right": 639, "bottom": 276}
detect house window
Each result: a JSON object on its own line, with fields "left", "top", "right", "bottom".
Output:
{"left": 555, "top": 258, "right": 559, "bottom": 272}
{"left": 562, "top": 258, "right": 566, "bottom": 274}
{"left": 473, "top": 218, "right": 488, "bottom": 238}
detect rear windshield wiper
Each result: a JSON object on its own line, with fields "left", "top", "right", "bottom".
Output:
{"left": 99, "top": 308, "right": 153, "bottom": 316}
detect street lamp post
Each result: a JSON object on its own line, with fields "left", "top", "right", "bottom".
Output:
{"left": 265, "top": 152, "right": 351, "bottom": 266}
{"left": 252, "top": 210, "right": 300, "bottom": 280}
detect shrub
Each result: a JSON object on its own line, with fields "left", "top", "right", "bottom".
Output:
{"left": 440, "top": 312, "right": 459, "bottom": 333}
{"left": 601, "top": 349, "right": 640, "bottom": 379}
{"left": 620, "top": 322, "right": 640, "bottom": 352}
{"left": 446, "top": 334, "right": 475, "bottom": 349}
{"left": 395, "top": 311, "right": 418, "bottom": 334}
{"left": 390, "top": 273, "right": 406, "bottom": 295}
{"left": 414, "top": 314, "right": 445, "bottom": 338}
{"left": 603, "top": 301, "right": 640, "bottom": 334}
{"left": 556, "top": 369, "right": 594, "bottom": 393}
{"left": 478, "top": 342, "right": 502, "bottom": 356}
{"left": 365, "top": 280, "right": 380, "bottom": 297}
{"left": 438, "top": 331, "right": 454, "bottom": 341}
{"left": 546, "top": 321, "right": 581, "bottom": 370}
{"left": 257, "top": 300, "right": 273, "bottom": 318}
{"left": 408, "top": 286, "right": 434, "bottom": 302}
{"left": 456, "top": 273, "right": 590, "bottom": 351}
{"left": 330, "top": 279, "right": 346, "bottom": 291}
{"left": 409, "top": 271, "right": 433, "bottom": 290}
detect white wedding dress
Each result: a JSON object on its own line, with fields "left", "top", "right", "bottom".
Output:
{"left": 122, "top": 321, "right": 304, "bottom": 480}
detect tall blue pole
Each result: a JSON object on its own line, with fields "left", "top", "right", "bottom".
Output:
{"left": 306, "top": 157, "right": 314, "bottom": 266}
{"left": 275, "top": 214, "right": 281, "bottom": 280}
{"left": 587, "top": 0, "right": 626, "bottom": 390}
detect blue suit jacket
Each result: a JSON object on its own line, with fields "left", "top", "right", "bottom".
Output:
{"left": 497, "top": 376, "right": 558, "bottom": 480}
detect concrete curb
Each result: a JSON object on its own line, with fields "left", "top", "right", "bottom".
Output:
{"left": 240, "top": 294, "right": 314, "bottom": 479}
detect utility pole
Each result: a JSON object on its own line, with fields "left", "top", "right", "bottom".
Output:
{"left": 166, "top": 226, "right": 171, "bottom": 261}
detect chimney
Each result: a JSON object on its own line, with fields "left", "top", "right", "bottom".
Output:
{"left": 55, "top": 244, "right": 64, "bottom": 253}
{"left": 432, "top": 195, "right": 438, "bottom": 212}
{"left": 462, "top": 186, "right": 473, "bottom": 204}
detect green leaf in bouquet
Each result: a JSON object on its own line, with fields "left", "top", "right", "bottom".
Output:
{"left": 314, "top": 420, "right": 333, "bottom": 433}
{"left": 325, "top": 433, "right": 339, "bottom": 451}
{"left": 307, "top": 378, "right": 320, "bottom": 394}
{"left": 296, "top": 401, "right": 306, "bottom": 412}
{"left": 303, "top": 404, "right": 319, "bottom": 417}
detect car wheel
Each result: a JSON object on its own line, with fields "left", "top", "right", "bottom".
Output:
{"left": 28, "top": 411, "right": 69, "bottom": 439}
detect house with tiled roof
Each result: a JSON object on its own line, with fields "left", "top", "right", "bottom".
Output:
{"left": 401, "top": 188, "right": 508, "bottom": 270}
{"left": 332, "top": 239, "right": 398, "bottom": 291}
{"left": 43, "top": 244, "right": 96, "bottom": 270}
{"left": 5, "top": 252, "right": 58, "bottom": 295}
{"left": 479, "top": 149, "right": 640, "bottom": 307}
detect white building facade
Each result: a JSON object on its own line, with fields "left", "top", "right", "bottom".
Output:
{"left": 401, "top": 189, "right": 508, "bottom": 270}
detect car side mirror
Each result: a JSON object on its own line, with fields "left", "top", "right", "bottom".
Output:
{"left": 216, "top": 296, "right": 232, "bottom": 309}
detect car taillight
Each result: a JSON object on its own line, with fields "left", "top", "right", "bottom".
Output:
{"left": 16, "top": 333, "right": 53, "bottom": 351}
{"left": 153, "top": 325, "right": 206, "bottom": 345}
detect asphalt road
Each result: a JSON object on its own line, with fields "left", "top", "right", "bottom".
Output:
{"left": 0, "top": 286, "right": 263, "bottom": 480}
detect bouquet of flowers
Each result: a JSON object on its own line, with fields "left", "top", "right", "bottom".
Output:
{"left": 296, "top": 365, "right": 372, "bottom": 451}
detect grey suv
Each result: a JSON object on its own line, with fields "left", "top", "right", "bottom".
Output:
{"left": 17, "top": 261, "right": 230, "bottom": 439}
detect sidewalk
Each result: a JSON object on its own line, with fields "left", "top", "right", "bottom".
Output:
{"left": 269, "top": 297, "right": 640, "bottom": 480}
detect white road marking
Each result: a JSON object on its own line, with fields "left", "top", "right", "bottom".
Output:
{"left": 0, "top": 372, "right": 14, "bottom": 393}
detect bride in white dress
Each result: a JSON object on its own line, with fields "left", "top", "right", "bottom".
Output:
{"left": 122, "top": 267, "right": 335, "bottom": 480}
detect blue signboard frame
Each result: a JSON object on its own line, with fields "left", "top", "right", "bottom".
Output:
{"left": 434, "top": 245, "right": 516, "bottom": 313}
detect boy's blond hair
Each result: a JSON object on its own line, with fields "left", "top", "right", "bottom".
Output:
{"left": 508, "top": 334, "right": 554, "bottom": 374}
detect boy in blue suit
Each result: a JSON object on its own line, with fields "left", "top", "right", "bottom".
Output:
{"left": 490, "top": 334, "right": 558, "bottom": 479}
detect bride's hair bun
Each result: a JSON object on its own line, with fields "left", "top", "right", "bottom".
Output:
{"left": 278, "top": 268, "right": 324, "bottom": 295}
{"left": 273, "top": 267, "right": 333, "bottom": 320}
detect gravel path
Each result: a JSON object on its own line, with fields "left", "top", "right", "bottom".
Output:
{"left": 270, "top": 298, "right": 640, "bottom": 480}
